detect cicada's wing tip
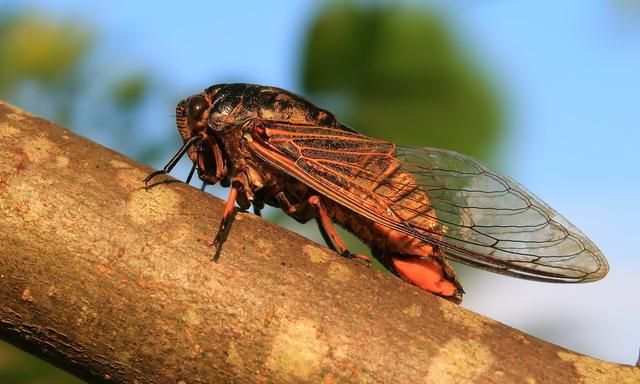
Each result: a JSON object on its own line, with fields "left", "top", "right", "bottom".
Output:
{"left": 585, "top": 266, "right": 610, "bottom": 283}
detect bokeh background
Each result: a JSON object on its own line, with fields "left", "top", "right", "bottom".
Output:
{"left": 1, "top": 1, "right": 638, "bottom": 382}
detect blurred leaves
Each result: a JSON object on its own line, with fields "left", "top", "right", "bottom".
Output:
{"left": 0, "top": 342, "right": 83, "bottom": 384}
{"left": 301, "top": 2, "right": 503, "bottom": 161}
{"left": 0, "top": 13, "right": 91, "bottom": 91}
{"left": 0, "top": 10, "right": 168, "bottom": 165}
{"left": 0, "top": 12, "right": 92, "bottom": 127}
{"left": 110, "top": 74, "right": 151, "bottom": 110}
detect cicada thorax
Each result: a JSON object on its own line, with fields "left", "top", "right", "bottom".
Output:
{"left": 253, "top": 88, "right": 339, "bottom": 128}
{"left": 186, "top": 84, "right": 342, "bottom": 189}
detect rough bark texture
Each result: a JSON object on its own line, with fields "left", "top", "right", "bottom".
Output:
{"left": 0, "top": 100, "right": 637, "bottom": 383}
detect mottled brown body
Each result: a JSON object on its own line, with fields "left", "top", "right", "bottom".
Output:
{"left": 146, "top": 83, "right": 608, "bottom": 304}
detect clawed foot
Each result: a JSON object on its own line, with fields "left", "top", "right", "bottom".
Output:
{"left": 343, "top": 251, "right": 372, "bottom": 266}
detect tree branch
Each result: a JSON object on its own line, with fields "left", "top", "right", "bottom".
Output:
{"left": 0, "top": 100, "right": 637, "bottom": 383}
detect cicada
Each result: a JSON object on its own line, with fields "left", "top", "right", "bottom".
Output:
{"left": 145, "top": 83, "right": 609, "bottom": 303}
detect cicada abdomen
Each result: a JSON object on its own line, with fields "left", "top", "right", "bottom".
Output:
{"left": 146, "top": 83, "right": 609, "bottom": 303}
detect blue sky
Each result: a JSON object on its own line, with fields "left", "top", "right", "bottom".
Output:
{"left": 10, "top": 0, "right": 640, "bottom": 365}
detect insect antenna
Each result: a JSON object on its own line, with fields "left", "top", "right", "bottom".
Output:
{"left": 144, "top": 135, "right": 202, "bottom": 185}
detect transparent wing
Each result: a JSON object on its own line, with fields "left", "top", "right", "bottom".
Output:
{"left": 394, "top": 146, "right": 609, "bottom": 282}
{"left": 250, "top": 122, "right": 609, "bottom": 283}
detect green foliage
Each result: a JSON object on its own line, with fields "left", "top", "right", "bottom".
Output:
{"left": 0, "top": 11, "right": 165, "bottom": 165}
{"left": 300, "top": 3, "right": 503, "bottom": 161}
{"left": 110, "top": 74, "right": 151, "bottom": 111}
{"left": 0, "top": 12, "right": 92, "bottom": 127}
{"left": 0, "top": 13, "right": 91, "bottom": 92}
{"left": 0, "top": 341, "right": 84, "bottom": 384}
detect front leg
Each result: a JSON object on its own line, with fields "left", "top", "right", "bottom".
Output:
{"left": 212, "top": 180, "right": 241, "bottom": 252}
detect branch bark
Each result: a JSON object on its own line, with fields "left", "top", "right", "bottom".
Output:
{"left": 0, "top": 100, "right": 637, "bottom": 383}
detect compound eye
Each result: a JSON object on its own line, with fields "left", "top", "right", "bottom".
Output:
{"left": 187, "top": 95, "right": 209, "bottom": 121}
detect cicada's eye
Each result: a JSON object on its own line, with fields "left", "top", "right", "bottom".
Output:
{"left": 187, "top": 95, "right": 209, "bottom": 121}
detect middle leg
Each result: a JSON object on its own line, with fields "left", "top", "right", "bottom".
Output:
{"left": 307, "top": 195, "right": 370, "bottom": 264}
